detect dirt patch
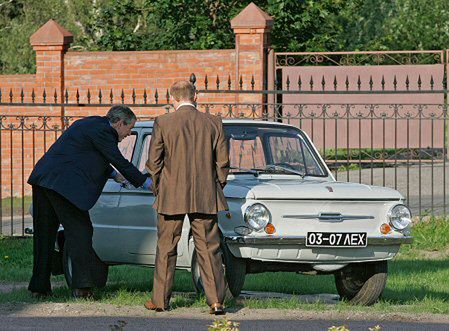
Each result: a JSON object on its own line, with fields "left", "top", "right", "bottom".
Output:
{"left": 417, "top": 247, "right": 449, "bottom": 259}
{"left": 1, "top": 302, "right": 449, "bottom": 324}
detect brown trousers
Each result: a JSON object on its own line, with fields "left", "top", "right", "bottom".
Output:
{"left": 151, "top": 213, "right": 226, "bottom": 308}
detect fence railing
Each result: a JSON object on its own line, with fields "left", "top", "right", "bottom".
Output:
{"left": 1, "top": 73, "right": 448, "bottom": 236}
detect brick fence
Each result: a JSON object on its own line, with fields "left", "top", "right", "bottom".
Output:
{"left": 0, "top": 3, "right": 273, "bottom": 198}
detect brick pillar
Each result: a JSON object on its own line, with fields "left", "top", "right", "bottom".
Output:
{"left": 231, "top": 3, "right": 273, "bottom": 110}
{"left": 30, "top": 19, "right": 73, "bottom": 117}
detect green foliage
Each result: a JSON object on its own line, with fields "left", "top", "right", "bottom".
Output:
{"left": 2, "top": 0, "right": 449, "bottom": 74}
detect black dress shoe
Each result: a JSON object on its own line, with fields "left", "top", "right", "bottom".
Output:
{"left": 72, "top": 288, "right": 93, "bottom": 299}
{"left": 30, "top": 291, "right": 52, "bottom": 299}
{"left": 209, "top": 303, "right": 225, "bottom": 315}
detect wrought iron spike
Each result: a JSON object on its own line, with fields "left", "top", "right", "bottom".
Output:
{"left": 87, "top": 89, "right": 91, "bottom": 104}
{"left": 43, "top": 89, "right": 47, "bottom": 103}
{"left": 285, "top": 75, "right": 290, "bottom": 91}
{"left": 166, "top": 89, "right": 170, "bottom": 103}
{"left": 321, "top": 75, "right": 326, "bottom": 91}
{"left": 239, "top": 75, "right": 243, "bottom": 90}
{"left": 405, "top": 75, "right": 409, "bottom": 90}
{"left": 381, "top": 75, "right": 385, "bottom": 90}
{"left": 132, "top": 89, "right": 136, "bottom": 104}
{"left": 345, "top": 76, "right": 349, "bottom": 90}
{"left": 98, "top": 89, "right": 102, "bottom": 103}
{"left": 357, "top": 76, "right": 361, "bottom": 90}
{"left": 0, "top": 88, "right": 2, "bottom": 103}
{"left": 443, "top": 76, "right": 447, "bottom": 90}
{"left": 190, "top": 73, "right": 196, "bottom": 85}
{"left": 228, "top": 75, "right": 231, "bottom": 90}
{"left": 31, "top": 89, "right": 35, "bottom": 103}
{"left": 204, "top": 74, "right": 208, "bottom": 90}
{"left": 417, "top": 75, "right": 422, "bottom": 90}
{"left": 54, "top": 89, "right": 57, "bottom": 103}
{"left": 369, "top": 76, "right": 373, "bottom": 91}
{"left": 216, "top": 75, "right": 220, "bottom": 89}
{"left": 9, "top": 88, "right": 13, "bottom": 102}
{"left": 393, "top": 75, "right": 397, "bottom": 90}
{"left": 430, "top": 75, "right": 434, "bottom": 90}
{"left": 76, "top": 89, "right": 80, "bottom": 103}
{"left": 120, "top": 89, "right": 125, "bottom": 104}
{"left": 333, "top": 76, "right": 337, "bottom": 91}
{"left": 65, "top": 89, "right": 69, "bottom": 104}
{"left": 298, "top": 75, "right": 302, "bottom": 90}
{"left": 20, "top": 88, "right": 24, "bottom": 103}
{"left": 154, "top": 89, "right": 159, "bottom": 103}
{"left": 251, "top": 75, "right": 255, "bottom": 90}
{"left": 143, "top": 89, "right": 147, "bottom": 104}
{"left": 309, "top": 76, "right": 313, "bottom": 90}
{"left": 110, "top": 89, "right": 114, "bottom": 103}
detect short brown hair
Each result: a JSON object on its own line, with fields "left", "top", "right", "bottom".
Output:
{"left": 170, "top": 81, "right": 196, "bottom": 102}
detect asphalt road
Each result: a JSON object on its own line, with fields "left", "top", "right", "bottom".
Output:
{"left": 1, "top": 315, "right": 448, "bottom": 330}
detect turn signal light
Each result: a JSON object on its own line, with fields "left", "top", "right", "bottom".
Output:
{"left": 264, "top": 223, "right": 276, "bottom": 234}
{"left": 380, "top": 223, "right": 391, "bottom": 234}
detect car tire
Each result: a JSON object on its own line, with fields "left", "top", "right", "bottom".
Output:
{"left": 62, "top": 245, "right": 109, "bottom": 289}
{"left": 334, "top": 260, "right": 388, "bottom": 306}
{"left": 191, "top": 240, "right": 246, "bottom": 299}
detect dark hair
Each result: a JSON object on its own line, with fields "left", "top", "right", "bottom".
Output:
{"left": 106, "top": 105, "right": 137, "bottom": 125}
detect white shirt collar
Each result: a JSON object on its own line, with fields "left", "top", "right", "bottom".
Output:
{"left": 176, "top": 102, "right": 196, "bottom": 110}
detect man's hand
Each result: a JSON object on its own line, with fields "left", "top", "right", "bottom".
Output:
{"left": 111, "top": 170, "right": 125, "bottom": 183}
{"left": 142, "top": 178, "right": 153, "bottom": 191}
{"left": 121, "top": 180, "right": 133, "bottom": 189}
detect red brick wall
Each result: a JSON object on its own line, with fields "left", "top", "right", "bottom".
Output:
{"left": 0, "top": 6, "right": 271, "bottom": 199}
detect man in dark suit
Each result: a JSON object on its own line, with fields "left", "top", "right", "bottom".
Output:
{"left": 28, "top": 105, "right": 152, "bottom": 298}
{"left": 144, "top": 81, "right": 229, "bottom": 315}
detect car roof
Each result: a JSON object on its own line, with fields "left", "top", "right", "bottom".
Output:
{"left": 135, "top": 119, "right": 299, "bottom": 129}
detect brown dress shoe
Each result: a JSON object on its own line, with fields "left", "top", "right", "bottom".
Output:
{"left": 144, "top": 299, "right": 166, "bottom": 312}
{"left": 209, "top": 303, "right": 225, "bottom": 315}
{"left": 72, "top": 288, "right": 93, "bottom": 299}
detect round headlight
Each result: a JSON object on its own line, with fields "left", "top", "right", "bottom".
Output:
{"left": 244, "top": 203, "right": 271, "bottom": 231}
{"left": 388, "top": 204, "right": 412, "bottom": 231}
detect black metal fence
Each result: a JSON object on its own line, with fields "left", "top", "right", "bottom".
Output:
{"left": 0, "top": 72, "right": 447, "bottom": 236}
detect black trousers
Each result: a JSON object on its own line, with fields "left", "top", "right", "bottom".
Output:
{"left": 28, "top": 185, "right": 107, "bottom": 293}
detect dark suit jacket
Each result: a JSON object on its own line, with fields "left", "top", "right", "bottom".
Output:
{"left": 28, "top": 116, "right": 146, "bottom": 211}
{"left": 146, "top": 105, "right": 229, "bottom": 215}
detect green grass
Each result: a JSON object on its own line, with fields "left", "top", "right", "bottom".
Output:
{"left": 1, "top": 217, "right": 449, "bottom": 314}
{"left": 0, "top": 196, "right": 32, "bottom": 217}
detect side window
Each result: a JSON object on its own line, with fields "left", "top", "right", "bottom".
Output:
{"left": 118, "top": 133, "right": 137, "bottom": 162}
{"left": 138, "top": 134, "right": 152, "bottom": 172}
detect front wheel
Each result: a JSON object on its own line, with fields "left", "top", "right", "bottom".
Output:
{"left": 191, "top": 241, "right": 246, "bottom": 298}
{"left": 334, "top": 260, "right": 388, "bottom": 305}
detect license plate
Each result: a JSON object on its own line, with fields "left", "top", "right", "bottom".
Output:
{"left": 306, "top": 232, "right": 367, "bottom": 247}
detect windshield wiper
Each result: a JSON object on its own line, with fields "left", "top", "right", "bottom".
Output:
{"left": 255, "top": 165, "right": 305, "bottom": 178}
{"left": 229, "top": 166, "right": 259, "bottom": 177}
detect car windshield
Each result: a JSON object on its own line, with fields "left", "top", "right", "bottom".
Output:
{"left": 224, "top": 124, "right": 327, "bottom": 177}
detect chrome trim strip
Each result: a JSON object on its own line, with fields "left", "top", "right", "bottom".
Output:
{"left": 283, "top": 213, "right": 375, "bottom": 222}
{"left": 225, "top": 235, "right": 413, "bottom": 246}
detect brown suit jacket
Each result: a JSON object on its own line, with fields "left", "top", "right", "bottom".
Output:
{"left": 146, "top": 105, "right": 229, "bottom": 215}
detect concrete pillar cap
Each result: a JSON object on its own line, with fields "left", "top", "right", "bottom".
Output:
{"left": 231, "top": 2, "right": 273, "bottom": 30}
{"left": 30, "top": 19, "right": 73, "bottom": 47}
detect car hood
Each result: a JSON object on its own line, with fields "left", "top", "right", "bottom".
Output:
{"left": 224, "top": 176, "right": 403, "bottom": 201}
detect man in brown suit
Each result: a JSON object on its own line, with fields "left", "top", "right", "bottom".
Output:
{"left": 144, "top": 81, "right": 229, "bottom": 315}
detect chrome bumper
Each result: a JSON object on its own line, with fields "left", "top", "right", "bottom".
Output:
{"left": 225, "top": 235, "right": 413, "bottom": 246}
